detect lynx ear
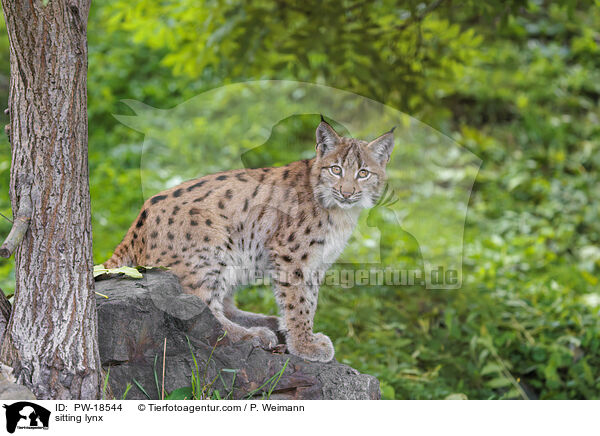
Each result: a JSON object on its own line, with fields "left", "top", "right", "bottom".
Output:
{"left": 316, "top": 117, "right": 341, "bottom": 157}
{"left": 368, "top": 127, "right": 395, "bottom": 165}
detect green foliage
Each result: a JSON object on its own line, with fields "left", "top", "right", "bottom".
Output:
{"left": 184, "top": 333, "right": 238, "bottom": 400}
{"left": 121, "top": 383, "right": 132, "bottom": 400}
{"left": 244, "top": 358, "right": 290, "bottom": 400}
{"left": 104, "top": 0, "right": 485, "bottom": 114}
{"left": 0, "top": 14, "right": 11, "bottom": 294}
{"left": 93, "top": 265, "right": 143, "bottom": 279}
{"left": 165, "top": 386, "right": 193, "bottom": 400}
{"left": 102, "top": 367, "right": 111, "bottom": 400}
{"left": 1, "top": 0, "right": 599, "bottom": 400}
{"left": 132, "top": 378, "right": 151, "bottom": 400}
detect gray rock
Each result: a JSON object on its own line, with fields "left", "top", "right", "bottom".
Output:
{"left": 0, "top": 366, "right": 36, "bottom": 400}
{"left": 96, "top": 270, "right": 380, "bottom": 400}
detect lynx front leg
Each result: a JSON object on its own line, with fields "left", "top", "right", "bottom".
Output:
{"left": 272, "top": 272, "right": 334, "bottom": 362}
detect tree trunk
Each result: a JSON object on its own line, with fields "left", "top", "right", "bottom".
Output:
{"left": 0, "top": 0, "right": 101, "bottom": 399}
{"left": 0, "top": 288, "right": 11, "bottom": 346}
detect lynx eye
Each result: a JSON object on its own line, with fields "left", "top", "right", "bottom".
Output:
{"left": 357, "top": 169, "right": 370, "bottom": 179}
{"left": 329, "top": 165, "right": 342, "bottom": 176}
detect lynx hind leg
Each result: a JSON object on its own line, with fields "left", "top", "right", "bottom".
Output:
{"left": 215, "top": 303, "right": 278, "bottom": 349}
{"left": 180, "top": 269, "right": 277, "bottom": 349}
{"left": 223, "top": 296, "right": 280, "bottom": 333}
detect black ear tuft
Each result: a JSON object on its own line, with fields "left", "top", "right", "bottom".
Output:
{"left": 316, "top": 120, "right": 341, "bottom": 157}
{"left": 368, "top": 129, "right": 395, "bottom": 165}
{"left": 320, "top": 113, "right": 325, "bottom": 122}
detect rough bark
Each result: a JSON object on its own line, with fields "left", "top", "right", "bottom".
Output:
{"left": 0, "top": 0, "right": 101, "bottom": 399}
{"left": 0, "top": 288, "right": 10, "bottom": 346}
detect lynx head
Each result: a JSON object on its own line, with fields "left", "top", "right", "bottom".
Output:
{"left": 312, "top": 117, "right": 395, "bottom": 210}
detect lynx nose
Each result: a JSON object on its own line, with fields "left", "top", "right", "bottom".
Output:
{"left": 340, "top": 187, "right": 355, "bottom": 199}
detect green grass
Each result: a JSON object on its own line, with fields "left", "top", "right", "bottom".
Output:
{"left": 244, "top": 358, "right": 290, "bottom": 400}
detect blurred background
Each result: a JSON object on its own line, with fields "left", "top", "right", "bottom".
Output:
{"left": 1, "top": 0, "right": 599, "bottom": 399}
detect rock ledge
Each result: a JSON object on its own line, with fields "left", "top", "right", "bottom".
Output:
{"left": 96, "top": 270, "right": 380, "bottom": 400}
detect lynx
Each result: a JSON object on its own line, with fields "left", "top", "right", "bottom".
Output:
{"left": 104, "top": 118, "right": 395, "bottom": 362}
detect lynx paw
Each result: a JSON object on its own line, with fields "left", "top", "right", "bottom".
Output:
{"left": 248, "top": 326, "right": 278, "bottom": 349}
{"left": 288, "top": 332, "right": 334, "bottom": 362}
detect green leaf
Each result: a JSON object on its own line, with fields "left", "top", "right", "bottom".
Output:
{"left": 486, "top": 377, "right": 513, "bottom": 389}
{"left": 165, "top": 386, "right": 193, "bottom": 400}
{"left": 480, "top": 363, "right": 502, "bottom": 376}
{"left": 444, "top": 393, "right": 468, "bottom": 400}
{"left": 93, "top": 264, "right": 143, "bottom": 279}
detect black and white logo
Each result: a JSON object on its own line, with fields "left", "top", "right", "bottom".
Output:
{"left": 3, "top": 402, "right": 50, "bottom": 433}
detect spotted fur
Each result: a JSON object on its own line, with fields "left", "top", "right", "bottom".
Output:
{"left": 104, "top": 119, "right": 394, "bottom": 362}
